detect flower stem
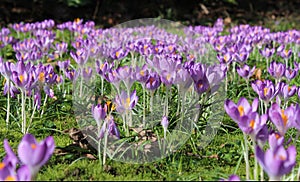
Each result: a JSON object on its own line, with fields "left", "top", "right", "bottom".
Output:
{"left": 21, "top": 90, "right": 26, "bottom": 134}
{"left": 6, "top": 80, "right": 10, "bottom": 128}
{"left": 103, "top": 128, "right": 108, "bottom": 166}
{"left": 143, "top": 87, "right": 146, "bottom": 127}
{"left": 243, "top": 133, "right": 250, "bottom": 180}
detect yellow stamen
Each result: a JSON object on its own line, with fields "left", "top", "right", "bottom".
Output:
{"left": 279, "top": 155, "right": 286, "bottom": 160}
{"left": 140, "top": 70, "right": 145, "bottom": 76}
{"left": 115, "top": 51, "right": 120, "bottom": 58}
{"left": 166, "top": 74, "right": 171, "bottom": 81}
{"left": 19, "top": 75, "right": 24, "bottom": 83}
{"left": 281, "top": 109, "right": 288, "bottom": 127}
{"left": 0, "top": 162, "right": 5, "bottom": 169}
{"left": 4, "top": 176, "right": 16, "bottom": 181}
{"left": 100, "top": 64, "right": 105, "bottom": 70}
{"left": 238, "top": 106, "right": 244, "bottom": 116}
{"left": 249, "top": 119, "right": 255, "bottom": 129}
{"left": 31, "top": 143, "right": 37, "bottom": 149}
{"left": 224, "top": 55, "right": 228, "bottom": 62}
{"left": 56, "top": 77, "right": 61, "bottom": 83}
{"left": 39, "top": 72, "right": 45, "bottom": 82}
{"left": 126, "top": 97, "right": 130, "bottom": 107}
{"left": 263, "top": 88, "right": 268, "bottom": 96}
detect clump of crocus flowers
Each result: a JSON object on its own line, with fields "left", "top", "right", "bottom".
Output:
{"left": 224, "top": 96, "right": 299, "bottom": 181}
{"left": 0, "top": 134, "right": 55, "bottom": 181}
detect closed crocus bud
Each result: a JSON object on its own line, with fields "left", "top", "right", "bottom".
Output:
{"left": 161, "top": 116, "right": 169, "bottom": 129}
{"left": 17, "top": 134, "right": 55, "bottom": 178}
{"left": 91, "top": 104, "right": 107, "bottom": 127}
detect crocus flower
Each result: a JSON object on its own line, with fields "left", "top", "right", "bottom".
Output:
{"left": 259, "top": 47, "right": 275, "bottom": 58}
{"left": 255, "top": 144, "right": 296, "bottom": 180}
{"left": 279, "top": 49, "right": 292, "bottom": 59}
{"left": 3, "top": 140, "right": 18, "bottom": 169}
{"left": 268, "top": 61, "right": 285, "bottom": 81}
{"left": 115, "top": 66, "right": 135, "bottom": 89}
{"left": 70, "top": 48, "right": 89, "bottom": 67}
{"left": 237, "top": 64, "right": 256, "bottom": 80}
{"left": 98, "top": 115, "right": 120, "bottom": 139}
{"left": 217, "top": 52, "right": 233, "bottom": 65}
{"left": 17, "top": 134, "right": 55, "bottom": 178}
{"left": 0, "top": 163, "right": 31, "bottom": 181}
{"left": 285, "top": 67, "right": 297, "bottom": 82}
{"left": 292, "top": 104, "right": 300, "bottom": 131}
{"left": 92, "top": 104, "right": 107, "bottom": 128}
{"left": 251, "top": 80, "right": 279, "bottom": 103}
{"left": 224, "top": 97, "right": 258, "bottom": 124}
{"left": 161, "top": 116, "right": 169, "bottom": 130}
{"left": 268, "top": 103, "right": 295, "bottom": 136}
{"left": 235, "top": 51, "right": 249, "bottom": 64}
{"left": 114, "top": 90, "right": 138, "bottom": 114}
{"left": 277, "top": 82, "right": 297, "bottom": 102}
{"left": 219, "top": 174, "right": 240, "bottom": 181}
{"left": 145, "top": 72, "right": 161, "bottom": 91}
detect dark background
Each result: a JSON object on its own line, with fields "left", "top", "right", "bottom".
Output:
{"left": 0, "top": 0, "right": 299, "bottom": 28}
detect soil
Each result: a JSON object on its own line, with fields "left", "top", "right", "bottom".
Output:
{"left": 0, "top": 0, "right": 299, "bottom": 28}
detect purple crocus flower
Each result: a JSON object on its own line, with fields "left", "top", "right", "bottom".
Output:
{"left": 255, "top": 144, "right": 296, "bottom": 180}
{"left": 98, "top": 115, "right": 120, "bottom": 139}
{"left": 115, "top": 66, "right": 135, "bottom": 89}
{"left": 236, "top": 64, "right": 256, "bottom": 80}
{"left": 277, "top": 82, "right": 297, "bottom": 102}
{"left": 268, "top": 61, "right": 285, "bottom": 81}
{"left": 135, "top": 64, "right": 150, "bottom": 84}
{"left": 65, "top": 69, "right": 78, "bottom": 82}
{"left": 0, "top": 163, "right": 31, "bottom": 181}
{"left": 268, "top": 103, "right": 295, "bottom": 136}
{"left": 234, "top": 51, "right": 249, "bottom": 64}
{"left": 251, "top": 80, "right": 279, "bottom": 103}
{"left": 57, "top": 60, "right": 70, "bottom": 72}
{"left": 92, "top": 104, "right": 107, "bottom": 127}
{"left": 219, "top": 174, "right": 240, "bottom": 181}
{"left": 279, "top": 49, "right": 292, "bottom": 59}
{"left": 259, "top": 47, "right": 275, "bottom": 58}
{"left": 145, "top": 72, "right": 161, "bottom": 91}
{"left": 268, "top": 133, "right": 284, "bottom": 151}
{"left": 224, "top": 97, "right": 258, "bottom": 124}
{"left": 114, "top": 90, "right": 138, "bottom": 114}
{"left": 217, "top": 52, "right": 233, "bottom": 65}
{"left": 292, "top": 104, "right": 300, "bottom": 131}
{"left": 3, "top": 140, "right": 18, "bottom": 169}
{"left": 161, "top": 116, "right": 169, "bottom": 130}
{"left": 107, "top": 116, "right": 120, "bottom": 139}
{"left": 70, "top": 48, "right": 89, "bottom": 67}
{"left": 284, "top": 67, "right": 297, "bottom": 82}
{"left": 174, "top": 68, "right": 193, "bottom": 93}
{"left": 17, "top": 134, "right": 55, "bottom": 178}
{"left": 82, "top": 67, "right": 93, "bottom": 81}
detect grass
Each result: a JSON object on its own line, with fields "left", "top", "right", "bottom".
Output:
{"left": 0, "top": 17, "right": 300, "bottom": 181}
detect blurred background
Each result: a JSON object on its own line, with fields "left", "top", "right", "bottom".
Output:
{"left": 0, "top": 0, "right": 299, "bottom": 30}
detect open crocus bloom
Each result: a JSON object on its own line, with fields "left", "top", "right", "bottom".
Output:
{"left": 268, "top": 103, "right": 295, "bottom": 136}
{"left": 224, "top": 97, "right": 258, "bottom": 124}
{"left": 255, "top": 144, "right": 296, "bottom": 180}
{"left": 17, "top": 134, "right": 55, "bottom": 178}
